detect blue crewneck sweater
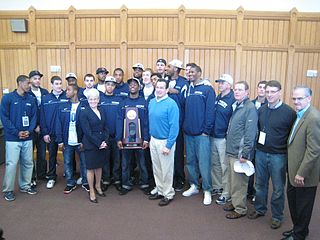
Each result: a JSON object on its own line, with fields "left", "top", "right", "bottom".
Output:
{"left": 148, "top": 95, "right": 179, "bottom": 149}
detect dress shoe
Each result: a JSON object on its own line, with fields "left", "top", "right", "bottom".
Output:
{"left": 225, "top": 211, "right": 246, "bottom": 219}
{"left": 119, "top": 188, "right": 131, "bottom": 195}
{"left": 282, "top": 229, "right": 293, "bottom": 237}
{"left": 96, "top": 191, "right": 106, "bottom": 197}
{"left": 148, "top": 193, "right": 163, "bottom": 200}
{"left": 89, "top": 197, "right": 98, "bottom": 203}
{"left": 223, "top": 203, "right": 235, "bottom": 212}
{"left": 247, "top": 211, "right": 264, "bottom": 219}
{"left": 114, "top": 183, "right": 122, "bottom": 192}
{"left": 158, "top": 197, "right": 172, "bottom": 207}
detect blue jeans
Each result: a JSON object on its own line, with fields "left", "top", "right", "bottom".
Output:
{"left": 121, "top": 149, "right": 149, "bottom": 189}
{"left": 185, "top": 134, "right": 212, "bottom": 192}
{"left": 63, "top": 144, "right": 87, "bottom": 186}
{"left": 102, "top": 138, "right": 121, "bottom": 184}
{"left": 2, "top": 140, "right": 33, "bottom": 192}
{"left": 254, "top": 149, "right": 287, "bottom": 221}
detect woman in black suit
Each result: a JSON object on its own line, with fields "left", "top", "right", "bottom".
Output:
{"left": 79, "top": 88, "right": 108, "bottom": 203}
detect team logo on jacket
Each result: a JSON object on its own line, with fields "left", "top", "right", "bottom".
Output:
{"left": 194, "top": 91, "right": 203, "bottom": 95}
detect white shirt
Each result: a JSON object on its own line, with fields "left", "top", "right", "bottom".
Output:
{"left": 68, "top": 102, "right": 80, "bottom": 146}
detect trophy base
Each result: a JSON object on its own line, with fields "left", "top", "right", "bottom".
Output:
{"left": 123, "top": 143, "right": 143, "bottom": 149}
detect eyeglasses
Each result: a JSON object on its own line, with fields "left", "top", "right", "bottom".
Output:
{"left": 292, "top": 96, "right": 307, "bottom": 102}
{"left": 265, "top": 90, "right": 280, "bottom": 95}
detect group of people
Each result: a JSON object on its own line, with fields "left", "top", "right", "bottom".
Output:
{"left": 1, "top": 58, "right": 319, "bottom": 240}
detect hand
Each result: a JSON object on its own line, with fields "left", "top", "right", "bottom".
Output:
{"left": 18, "top": 131, "right": 28, "bottom": 139}
{"left": 117, "top": 141, "right": 123, "bottom": 149}
{"left": 162, "top": 147, "right": 170, "bottom": 155}
{"left": 142, "top": 141, "right": 149, "bottom": 149}
{"left": 58, "top": 143, "right": 64, "bottom": 151}
{"left": 79, "top": 143, "right": 84, "bottom": 151}
{"left": 99, "top": 141, "right": 107, "bottom": 149}
{"left": 43, "top": 135, "right": 51, "bottom": 143}
{"left": 34, "top": 126, "right": 40, "bottom": 133}
{"left": 239, "top": 157, "right": 248, "bottom": 163}
{"left": 294, "top": 175, "right": 305, "bottom": 186}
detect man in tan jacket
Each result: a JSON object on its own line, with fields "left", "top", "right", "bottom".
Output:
{"left": 282, "top": 86, "right": 320, "bottom": 240}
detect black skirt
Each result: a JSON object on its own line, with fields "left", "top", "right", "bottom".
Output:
{"left": 84, "top": 149, "right": 107, "bottom": 169}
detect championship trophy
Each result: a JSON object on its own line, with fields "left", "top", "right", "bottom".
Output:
{"left": 122, "top": 107, "right": 142, "bottom": 149}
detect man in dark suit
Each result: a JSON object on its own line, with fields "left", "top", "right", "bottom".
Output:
{"left": 282, "top": 86, "right": 320, "bottom": 240}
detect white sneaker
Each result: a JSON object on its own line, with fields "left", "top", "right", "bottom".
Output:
{"left": 182, "top": 184, "right": 199, "bottom": 197}
{"left": 203, "top": 191, "right": 212, "bottom": 205}
{"left": 46, "top": 179, "right": 56, "bottom": 189}
{"left": 76, "top": 177, "right": 82, "bottom": 185}
{"left": 150, "top": 187, "right": 157, "bottom": 195}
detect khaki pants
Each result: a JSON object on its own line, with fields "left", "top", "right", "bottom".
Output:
{"left": 228, "top": 155, "right": 249, "bottom": 215}
{"left": 150, "top": 137, "right": 175, "bottom": 199}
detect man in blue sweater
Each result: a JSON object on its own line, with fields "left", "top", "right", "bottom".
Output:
{"left": 182, "top": 64, "right": 216, "bottom": 205}
{"left": 28, "top": 70, "right": 49, "bottom": 186}
{"left": 56, "top": 84, "right": 89, "bottom": 194}
{"left": 148, "top": 79, "right": 179, "bottom": 206}
{"left": 100, "top": 76, "right": 123, "bottom": 191}
{"left": 40, "top": 76, "right": 68, "bottom": 189}
{"left": 211, "top": 74, "right": 235, "bottom": 205}
{"left": 116, "top": 78, "right": 149, "bottom": 195}
{"left": 1, "top": 75, "right": 38, "bottom": 201}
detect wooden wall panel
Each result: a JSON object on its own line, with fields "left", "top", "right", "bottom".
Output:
{"left": 290, "top": 52, "right": 320, "bottom": 107}
{"left": 0, "top": 19, "right": 30, "bottom": 43}
{"left": 239, "top": 51, "right": 288, "bottom": 99}
{"left": 0, "top": 49, "right": 32, "bottom": 90}
{"left": 242, "top": 19, "right": 290, "bottom": 45}
{"left": 185, "top": 18, "right": 237, "bottom": 43}
{"left": 36, "top": 18, "right": 69, "bottom": 42}
{"left": 75, "top": 17, "right": 120, "bottom": 42}
{"left": 37, "top": 49, "right": 70, "bottom": 90}
{"left": 185, "top": 49, "right": 236, "bottom": 84}
{"left": 295, "top": 20, "right": 320, "bottom": 46}
{"left": 127, "top": 17, "right": 179, "bottom": 42}
{"left": 76, "top": 48, "right": 121, "bottom": 86}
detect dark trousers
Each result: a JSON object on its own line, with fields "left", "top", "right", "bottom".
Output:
{"left": 174, "top": 129, "right": 185, "bottom": 184}
{"left": 102, "top": 138, "right": 121, "bottom": 184}
{"left": 247, "top": 157, "right": 256, "bottom": 196}
{"left": 46, "top": 136, "right": 58, "bottom": 181}
{"left": 287, "top": 179, "right": 317, "bottom": 240}
{"left": 144, "top": 147, "right": 155, "bottom": 187}
{"left": 32, "top": 132, "right": 47, "bottom": 180}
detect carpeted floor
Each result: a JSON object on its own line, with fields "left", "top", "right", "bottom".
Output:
{"left": 0, "top": 159, "right": 319, "bottom": 240}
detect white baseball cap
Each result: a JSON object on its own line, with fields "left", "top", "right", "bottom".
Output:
{"left": 233, "top": 160, "right": 255, "bottom": 176}
{"left": 215, "top": 74, "right": 234, "bottom": 85}
{"left": 132, "top": 63, "right": 144, "bottom": 71}
{"left": 169, "top": 59, "right": 184, "bottom": 69}
{"left": 65, "top": 72, "right": 77, "bottom": 79}
{"left": 104, "top": 76, "right": 116, "bottom": 83}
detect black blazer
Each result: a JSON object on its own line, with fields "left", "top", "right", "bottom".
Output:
{"left": 79, "top": 107, "right": 109, "bottom": 150}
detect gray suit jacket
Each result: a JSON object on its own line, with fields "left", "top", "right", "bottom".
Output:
{"left": 287, "top": 106, "right": 320, "bottom": 187}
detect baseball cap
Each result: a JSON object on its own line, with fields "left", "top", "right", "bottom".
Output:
{"left": 132, "top": 63, "right": 144, "bottom": 71}
{"left": 104, "top": 76, "right": 116, "bottom": 83}
{"left": 127, "top": 78, "right": 141, "bottom": 87}
{"left": 65, "top": 72, "right": 77, "bottom": 79}
{"left": 29, "top": 70, "right": 43, "bottom": 78}
{"left": 215, "top": 74, "right": 234, "bottom": 85}
{"left": 168, "top": 59, "right": 184, "bottom": 69}
{"left": 233, "top": 160, "right": 255, "bottom": 176}
{"left": 156, "top": 58, "right": 167, "bottom": 65}
{"left": 96, "top": 67, "right": 109, "bottom": 75}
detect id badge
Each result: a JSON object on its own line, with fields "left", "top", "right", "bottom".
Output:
{"left": 22, "top": 116, "right": 30, "bottom": 127}
{"left": 258, "top": 131, "right": 266, "bottom": 145}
